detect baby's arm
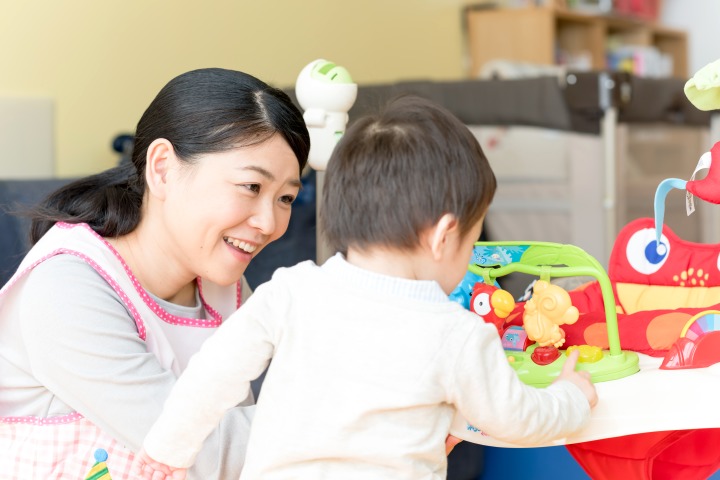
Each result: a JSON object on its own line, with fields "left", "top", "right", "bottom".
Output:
{"left": 449, "top": 321, "right": 594, "bottom": 446}
{"left": 138, "top": 285, "right": 280, "bottom": 472}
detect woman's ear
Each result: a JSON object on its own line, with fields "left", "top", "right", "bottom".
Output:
{"left": 428, "top": 213, "right": 459, "bottom": 261}
{"left": 145, "top": 138, "right": 175, "bottom": 200}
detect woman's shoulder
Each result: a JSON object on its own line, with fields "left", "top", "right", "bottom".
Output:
{"left": 11, "top": 254, "right": 140, "bottom": 340}
{"left": 19, "top": 253, "right": 121, "bottom": 303}
{"left": 27, "top": 252, "right": 105, "bottom": 279}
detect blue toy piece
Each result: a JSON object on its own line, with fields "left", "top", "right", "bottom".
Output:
{"left": 84, "top": 448, "right": 112, "bottom": 479}
{"left": 653, "top": 177, "right": 687, "bottom": 243}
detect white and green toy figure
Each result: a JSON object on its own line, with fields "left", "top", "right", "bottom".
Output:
{"left": 295, "top": 59, "right": 357, "bottom": 170}
{"left": 684, "top": 58, "right": 720, "bottom": 111}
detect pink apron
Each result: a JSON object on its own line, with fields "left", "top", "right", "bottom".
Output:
{"left": 0, "top": 222, "right": 242, "bottom": 479}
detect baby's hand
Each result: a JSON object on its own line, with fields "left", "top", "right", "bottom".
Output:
{"left": 445, "top": 434, "right": 462, "bottom": 455}
{"left": 131, "top": 448, "right": 187, "bottom": 480}
{"left": 553, "top": 349, "right": 598, "bottom": 408}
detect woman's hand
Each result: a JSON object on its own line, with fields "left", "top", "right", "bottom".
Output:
{"left": 131, "top": 448, "right": 187, "bottom": 480}
{"left": 445, "top": 434, "right": 463, "bottom": 455}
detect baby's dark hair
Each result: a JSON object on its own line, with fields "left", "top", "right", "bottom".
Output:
{"left": 321, "top": 94, "right": 496, "bottom": 255}
{"left": 29, "top": 68, "right": 310, "bottom": 244}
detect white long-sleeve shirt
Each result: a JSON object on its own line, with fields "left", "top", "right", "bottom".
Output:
{"left": 144, "top": 254, "right": 590, "bottom": 479}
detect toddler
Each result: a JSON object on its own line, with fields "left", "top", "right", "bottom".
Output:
{"left": 133, "top": 95, "right": 597, "bottom": 480}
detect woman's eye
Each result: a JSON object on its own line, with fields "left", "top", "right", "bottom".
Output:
{"left": 280, "top": 195, "right": 296, "bottom": 205}
{"left": 243, "top": 184, "right": 261, "bottom": 194}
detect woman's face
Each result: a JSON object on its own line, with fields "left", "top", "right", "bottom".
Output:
{"left": 163, "top": 134, "right": 301, "bottom": 286}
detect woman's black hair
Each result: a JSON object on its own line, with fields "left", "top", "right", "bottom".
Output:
{"left": 29, "top": 68, "right": 310, "bottom": 243}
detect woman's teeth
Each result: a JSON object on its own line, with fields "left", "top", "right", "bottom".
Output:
{"left": 224, "top": 237, "right": 257, "bottom": 253}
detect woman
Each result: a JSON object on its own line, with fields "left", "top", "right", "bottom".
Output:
{"left": 0, "top": 68, "right": 310, "bottom": 479}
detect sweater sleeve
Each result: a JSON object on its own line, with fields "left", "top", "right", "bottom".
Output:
{"left": 143, "top": 278, "right": 281, "bottom": 468}
{"left": 17, "top": 255, "right": 253, "bottom": 480}
{"left": 447, "top": 321, "right": 591, "bottom": 446}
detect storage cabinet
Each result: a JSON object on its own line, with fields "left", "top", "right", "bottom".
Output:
{"left": 464, "top": 5, "right": 687, "bottom": 79}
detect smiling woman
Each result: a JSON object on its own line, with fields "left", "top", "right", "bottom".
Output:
{"left": 111, "top": 134, "right": 304, "bottom": 305}
{"left": 0, "top": 68, "right": 309, "bottom": 479}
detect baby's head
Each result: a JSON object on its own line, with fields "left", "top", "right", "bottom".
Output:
{"left": 322, "top": 95, "right": 496, "bottom": 278}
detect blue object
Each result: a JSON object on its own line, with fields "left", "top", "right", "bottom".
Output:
{"left": 479, "top": 445, "right": 720, "bottom": 479}
{"left": 480, "top": 446, "right": 589, "bottom": 480}
{"left": 653, "top": 178, "right": 687, "bottom": 243}
{"left": 644, "top": 239, "right": 668, "bottom": 266}
{"left": 94, "top": 448, "right": 109, "bottom": 462}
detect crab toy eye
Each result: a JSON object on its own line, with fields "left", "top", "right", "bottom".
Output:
{"left": 471, "top": 292, "right": 492, "bottom": 316}
{"left": 626, "top": 228, "right": 670, "bottom": 275}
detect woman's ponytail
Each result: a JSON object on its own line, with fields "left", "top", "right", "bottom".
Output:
{"left": 29, "top": 161, "right": 143, "bottom": 243}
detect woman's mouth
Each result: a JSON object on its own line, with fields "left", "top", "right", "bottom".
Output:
{"left": 224, "top": 236, "right": 258, "bottom": 254}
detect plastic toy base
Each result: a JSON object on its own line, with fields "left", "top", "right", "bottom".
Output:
{"left": 661, "top": 331, "right": 720, "bottom": 370}
{"left": 505, "top": 344, "right": 640, "bottom": 387}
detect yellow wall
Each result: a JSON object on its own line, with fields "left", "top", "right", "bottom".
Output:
{"left": 0, "top": 0, "right": 472, "bottom": 176}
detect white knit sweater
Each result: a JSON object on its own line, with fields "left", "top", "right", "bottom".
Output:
{"left": 144, "top": 254, "right": 590, "bottom": 479}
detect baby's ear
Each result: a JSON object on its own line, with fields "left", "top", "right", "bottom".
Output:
{"left": 427, "top": 213, "right": 459, "bottom": 261}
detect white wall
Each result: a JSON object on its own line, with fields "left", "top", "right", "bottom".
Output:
{"left": 662, "top": 0, "right": 720, "bottom": 74}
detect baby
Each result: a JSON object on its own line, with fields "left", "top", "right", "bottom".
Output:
{"left": 133, "top": 95, "right": 597, "bottom": 479}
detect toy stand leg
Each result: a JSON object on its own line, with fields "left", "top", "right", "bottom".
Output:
{"left": 567, "top": 428, "right": 720, "bottom": 480}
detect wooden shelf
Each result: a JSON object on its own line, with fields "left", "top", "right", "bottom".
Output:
{"left": 464, "top": 5, "right": 687, "bottom": 78}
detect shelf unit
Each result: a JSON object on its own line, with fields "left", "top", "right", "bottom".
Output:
{"left": 464, "top": 5, "right": 687, "bottom": 79}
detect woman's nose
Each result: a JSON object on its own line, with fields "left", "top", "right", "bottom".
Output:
{"left": 248, "top": 202, "right": 276, "bottom": 235}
